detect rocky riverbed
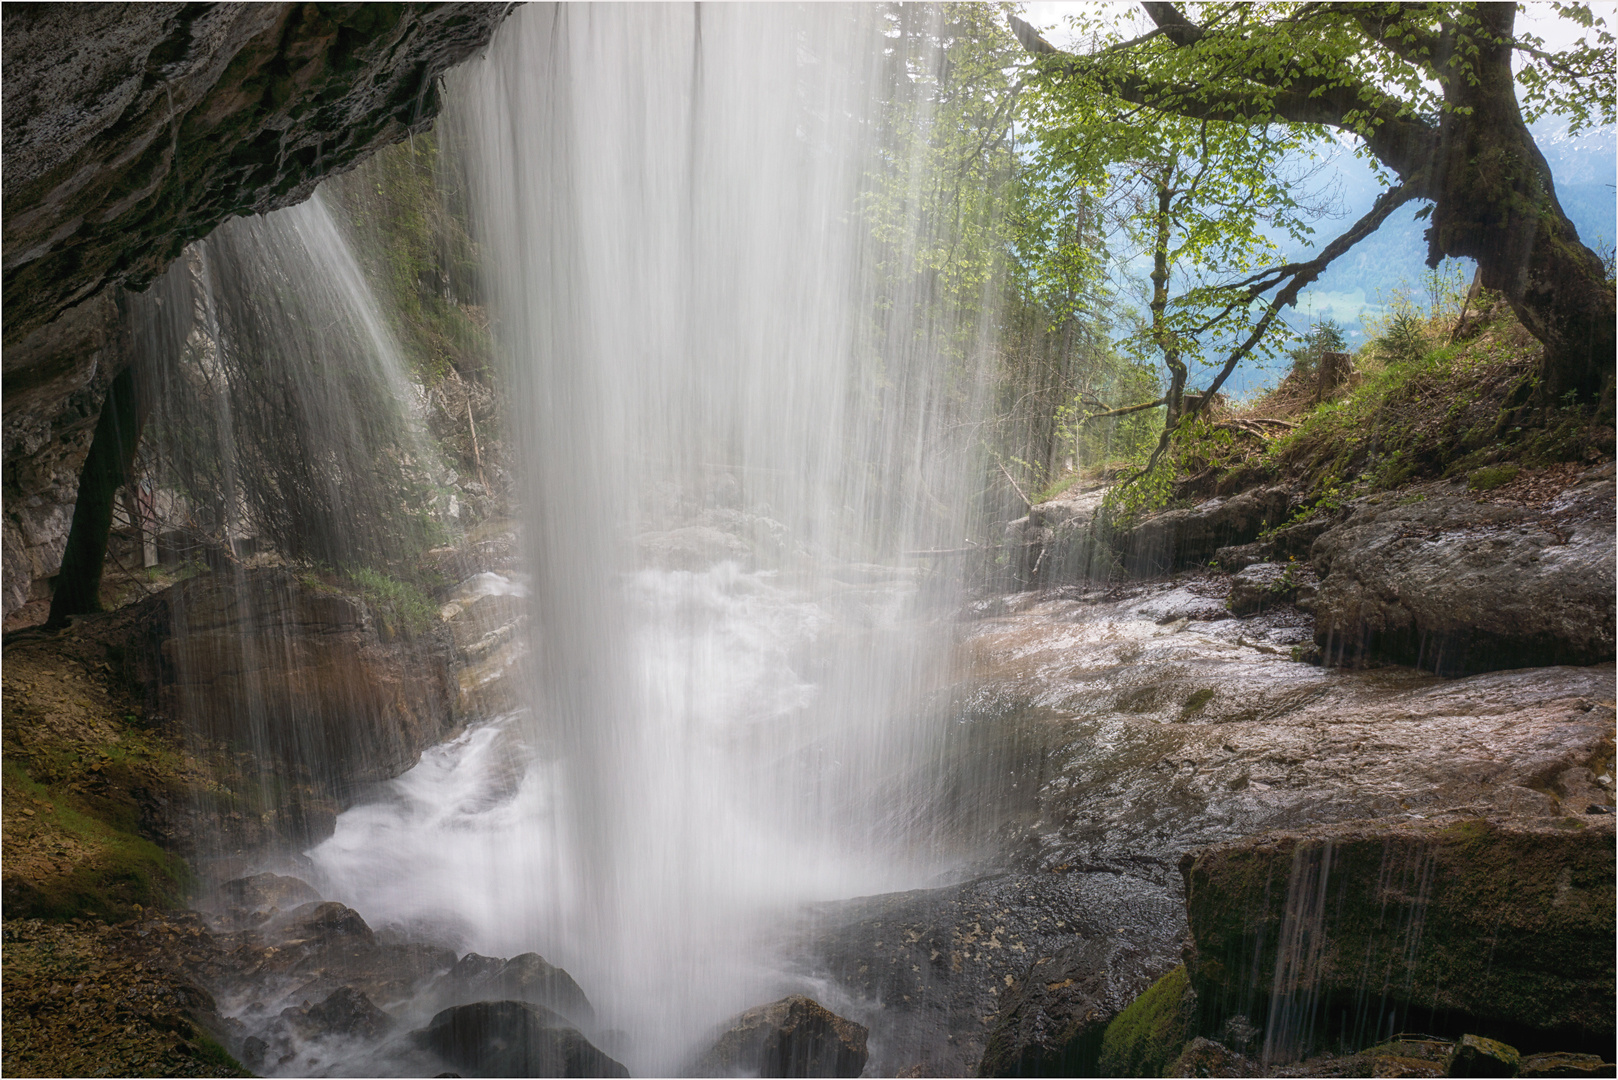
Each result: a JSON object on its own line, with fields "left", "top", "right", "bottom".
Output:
{"left": 4, "top": 482, "right": 1613, "bottom": 1078}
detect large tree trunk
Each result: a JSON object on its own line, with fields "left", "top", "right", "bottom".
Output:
{"left": 1427, "top": 5, "right": 1613, "bottom": 406}
{"left": 46, "top": 364, "right": 148, "bottom": 626}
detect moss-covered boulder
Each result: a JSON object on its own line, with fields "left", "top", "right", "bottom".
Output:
{"left": 1096, "top": 964, "right": 1196, "bottom": 1078}
{"left": 1181, "top": 815, "right": 1616, "bottom": 1063}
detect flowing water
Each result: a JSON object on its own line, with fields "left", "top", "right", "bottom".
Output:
{"left": 299, "top": 5, "right": 1003, "bottom": 1073}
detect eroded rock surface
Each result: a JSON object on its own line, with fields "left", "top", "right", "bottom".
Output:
{"left": 1183, "top": 815, "right": 1616, "bottom": 1060}
{"left": 153, "top": 568, "right": 459, "bottom": 809}
{"left": 796, "top": 577, "right": 1613, "bottom": 1075}
{"left": 2, "top": 3, "right": 511, "bottom": 343}
{"left": 1, "top": 292, "right": 128, "bottom": 618}
{"left": 1311, "top": 471, "right": 1616, "bottom": 673}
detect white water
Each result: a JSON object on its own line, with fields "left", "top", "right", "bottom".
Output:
{"left": 309, "top": 5, "right": 998, "bottom": 1073}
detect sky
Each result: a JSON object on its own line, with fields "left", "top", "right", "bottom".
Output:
{"left": 1012, "top": 1, "right": 1618, "bottom": 395}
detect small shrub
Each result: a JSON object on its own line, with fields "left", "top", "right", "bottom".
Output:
{"left": 1374, "top": 310, "right": 1430, "bottom": 365}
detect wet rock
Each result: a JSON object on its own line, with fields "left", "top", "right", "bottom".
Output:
{"left": 203, "top": 873, "right": 322, "bottom": 929}
{"left": 271, "top": 902, "right": 376, "bottom": 948}
{"left": 1310, "top": 474, "right": 1616, "bottom": 673}
{"left": 978, "top": 934, "right": 1172, "bottom": 1076}
{"left": 956, "top": 580, "right": 1616, "bottom": 888}
{"left": 433, "top": 951, "right": 595, "bottom": 1027}
{"left": 1520, "top": 1052, "right": 1617, "bottom": 1077}
{"left": 1227, "top": 562, "right": 1316, "bottom": 616}
{"left": 1119, "top": 486, "right": 1292, "bottom": 575}
{"left": 139, "top": 567, "right": 458, "bottom": 841}
{"left": 1214, "top": 542, "right": 1270, "bottom": 573}
{"left": 1182, "top": 816, "right": 1616, "bottom": 1062}
{"left": 802, "top": 871, "right": 1182, "bottom": 1077}
{"left": 1016, "top": 484, "right": 1111, "bottom": 586}
{"left": 1449, "top": 1035, "right": 1522, "bottom": 1077}
{"left": 1170, "top": 1037, "right": 1260, "bottom": 1077}
{"left": 2, "top": 4, "right": 512, "bottom": 344}
{"left": 280, "top": 985, "right": 394, "bottom": 1041}
{"left": 413, "top": 1000, "right": 627, "bottom": 1078}
{"left": 1091, "top": 965, "right": 1197, "bottom": 1078}
{"left": 695, "top": 995, "right": 869, "bottom": 1078}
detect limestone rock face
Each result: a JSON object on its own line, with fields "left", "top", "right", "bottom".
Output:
{"left": 149, "top": 568, "right": 458, "bottom": 814}
{"left": 1120, "top": 486, "right": 1292, "bottom": 576}
{"left": 1310, "top": 471, "right": 1616, "bottom": 673}
{"left": 695, "top": 996, "right": 870, "bottom": 1078}
{"left": 2, "top": 3, "right": 511, "bottom": 344}
{"left": 1, "top": 292, "right": 128, "bottom": 617}
{"left": 1181, "top": 815, "right": 1617, "bottom": 1061}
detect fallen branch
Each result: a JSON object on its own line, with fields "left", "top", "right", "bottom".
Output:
{"left": 998, "top": 461, "right": 1034, "bottom": 509}
{"left": 1078, "top": 396, "right": 1169, "bottom": 423}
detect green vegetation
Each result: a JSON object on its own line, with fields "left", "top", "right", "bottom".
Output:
{"left": 297, "top": 563, "right": 441, "bottom": 639}
{"left": 325, "top": 130, "right": 493, "bottom": 386}
{"left": 1098, "top": 964, "right": 1193, "bottom": 1078}
{"left": 2, "top": 760, "right": 190, "bottom": 920}
{"left": 1090, "top": 295, "right": 1611, "bottom": 529}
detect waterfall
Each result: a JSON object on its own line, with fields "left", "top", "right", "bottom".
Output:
{"left": 306, "top": 4, "right": 1006, "bottom": 1072}
{"left": 133, "top": 193, "right": 457, "bottom": 860}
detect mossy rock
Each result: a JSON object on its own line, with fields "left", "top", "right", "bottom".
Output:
{"left": 1181, "top": 816, "right": 1616, "bottom": 1060}
{"left": 1098, "top": 964, "right": 1194, "bottom": 1078}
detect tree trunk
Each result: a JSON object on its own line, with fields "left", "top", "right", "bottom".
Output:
{"left": 46, "top": 364, "right": 148, "bottom": 625}
{"left": 1429, "top": 5, "right": 1615, "bottom": 406}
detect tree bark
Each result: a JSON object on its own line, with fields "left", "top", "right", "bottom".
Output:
{"left": 1010, "top": 6, "right": 1616, "bottom": 406}
{"left": 1425, "top": 5, "right": 1614, "bottom": 405}
{"left": 46, "top": 364, "right": 148, "bottom": 626}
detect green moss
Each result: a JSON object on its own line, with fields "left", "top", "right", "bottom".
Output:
{"left": 1180, "top": 688, "right": 1217, "bottom": 719}
{"left": 2, "top": 760, "right": 191, "bottom": 921}
{"left": 1467, "top": 464, "right": 1521, "bottom": 490}
{"left": 190, "top": 1032, "right": 253, "bottom": 1076}
{"left": 1098, "top": 964, "right": 1194, "bottom": 1078}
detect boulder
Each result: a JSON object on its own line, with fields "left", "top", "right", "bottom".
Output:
{"left": 1119, "top": 486, "right": 1293, "bottom": 576}
{"left": 148, "top": 568, "right": 458, "bottom": 834}
{"left": 695, "top": 996, "right": 869, "bottom": 1079}
{"left": 803, "top": 871, "right": 1183, "bottom": 1078}
{"left": 203, "top": 872, "right": 322, "bottom": 929}
{"left": 1213, "top": 542, "right": 1269, "bottom": 573}
{"left": 1520, "top": 1052, "right": 1617, "bottom": 1077}
{"left": 413, "top": 1000, "right": 627, "bottom": 1078}
{"left": 978, "top": 934, "right": 1172, "bottom": 1076}
{"left": 1181, "top": 815, "right": 1616, "bottom": 1063}
{"left": 434, "top": 951, "right": 595, "bottom": 1027}
{"left": 1226, "top": 562, "right": 1316, "bottom": 616}
{"left": 280, "top": 986, "right": 394, "bottom": 1041}
{"left": 269, "top": 902, "right": 376, "bottom": 948}
{"left": 1017, "top": 485, "right": 1111, "bottom": 586}
{"left": 1310, "top": 473, "right": 1615, "bottom": 673}
{"left": 1169, "top": 1036, "right": 1260, "bottom": 1077}
{"left": 1092, "top": 965, "right": 1197, "bottom": 1078}
{"left": 1449, "top": 1035, "right": 1521, "bottom": 1078}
